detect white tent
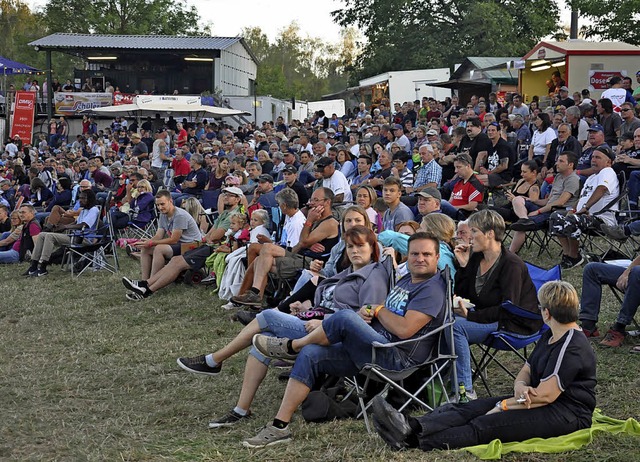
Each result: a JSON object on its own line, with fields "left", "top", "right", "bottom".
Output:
{"left": 85, "top": 95, "right": 250, "bottom": 119}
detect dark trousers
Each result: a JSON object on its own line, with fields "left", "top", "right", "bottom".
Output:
{"left": 414, "top": 396, "right": 586, "bottom": 451}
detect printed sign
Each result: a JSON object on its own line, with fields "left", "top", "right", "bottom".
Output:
{"left": 113, "top": 92, "right": 135, "bottom": 105}
{"left": 54, "top": 92, "right": 113, "bottom": 115}
{"left": 588, "top": 70, "right": 627, "bottom": 91}
{"left": 10, "top": 91, "right": 36, "bottom": 144}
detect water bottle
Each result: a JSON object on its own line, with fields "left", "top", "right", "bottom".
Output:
{"left": 487, "top": 192, "right": 494, "bottom": 207}
{"left": 458, "top": 382, "right": 469, "bottom": 403}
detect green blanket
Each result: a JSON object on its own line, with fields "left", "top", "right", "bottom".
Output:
{"left": 464, "top": 409, "right": 640, "bottom": 460}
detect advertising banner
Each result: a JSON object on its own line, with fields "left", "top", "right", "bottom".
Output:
{"left": 10, "top": 91, "right": 36, "bottom": 144}
{"left": 54, "top": 92, "right": 113, "bottom": 115}
{"left": 113, "top": 92, "right": 136, "bottom": 106}
{"left": 588, "top": 71, "right": 627, "bottom": 91}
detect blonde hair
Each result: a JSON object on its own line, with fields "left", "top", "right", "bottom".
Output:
{"left": 181, "top": 196, "right": 205, "bottom": 222}
{"left": 251, "top": 209, "right": 269, "bottom": 227}
{"left": 229, "top": 211, "right": 248, "bottom": 226}
{"left": 538, "top": 281, "right": 579, "bottom": 324}
{"left": 136, "top": 179, "right": 152, "bottom": 193}
{"left": 421, "top": 213, "right": 456, "bottom": 247}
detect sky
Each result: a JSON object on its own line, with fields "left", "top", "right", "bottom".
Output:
{"left": 27, "top": 0, "right": 346, "bottom": 44}
{"left": 27, "top": 0, "right": 575, "bottom": 44}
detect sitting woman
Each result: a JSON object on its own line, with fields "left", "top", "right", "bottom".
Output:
{"left": 176, "top": 226, "right": 390, "bottom": 427}
{"left": 110, "top": 179, "right": 155, "bottom": 230}
{"left": 489, "top": 160, "right": 540, "bottom": 223}
{"left": 355, "top": 185, "right": 379, "bottom": 231}
{"left": 371, "top": 280, "right": 596, "bottom": 452}
{"left": 29, "top": 178, "right": 53, "bottom": 211}
{"left": 451, "top": 209, "right": 539, "bottom": 399}
{"left": 181, "top": 196, "right": 210, "bottom": 234}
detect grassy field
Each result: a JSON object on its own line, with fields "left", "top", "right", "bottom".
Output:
{"left": 1, "top": 242, "right": 639, "bottom": 461}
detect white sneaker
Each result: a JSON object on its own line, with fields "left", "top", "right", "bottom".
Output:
{"left": 221, "top": 301, "right": 239, "bottom": 310}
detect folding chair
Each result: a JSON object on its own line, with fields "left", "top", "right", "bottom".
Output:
{"left": 471, "top": 263, "right": 561, "bottom": 396}
{"left": 351, "top": 266, "right": 457, "bottom": 433}
{"left": 122, "top": 205, "right": 158, "bottom": 239}
{"left": 62, "top": 212, "right": 120, "bottom": 277}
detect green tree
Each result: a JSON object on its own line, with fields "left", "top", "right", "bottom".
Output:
{"left": 571, "top": 0, "right": 640, "bottom": 44}
{"left": 243, "top": 23, "right": 354, "bottom": 101}
{"left": 332, "top": 0, "right": 562, "bottom": 82}
{"left": 42, "top": 0, "right": 201, "bottom": 35}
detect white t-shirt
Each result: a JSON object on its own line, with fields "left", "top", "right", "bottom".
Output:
{"left": 250, "top": 224, "right": 271, "bottom": 243}
{"left": 281, "top": 210, "right": 306, "bottom": 248}
{"left": 4, "top": 142, "right": 18, "bottom": 157}
{"left": 322, "top": 170, "right": 353, "bottom": 202}
{"left": 601, "top": 88, "right": 627, "bottom": 112}
{"left": 531, "top": 127, "right": 557, "bottom": 157}
{"left": 577, "top": 167, "right": 619, "bottom": 225}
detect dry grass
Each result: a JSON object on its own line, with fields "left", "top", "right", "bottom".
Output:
{"left": 1, "top": 240, "right": 639, "bottom": 461}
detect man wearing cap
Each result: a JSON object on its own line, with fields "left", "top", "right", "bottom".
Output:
{"left": 281, "top": 165, "right": 308, "bottom": 208}
{"left": 414, "top": 144, "right": 442, "bottom": 192}
{"left": 576, "top": 124, "right": 609, "bottom": 181}
{"left": 316, "top": 157, "right": 352, "bottom": 203}
{"left": 549, "top": 146, "right": 619, "bottom": 269}
{"left": 122, "top": 188, "right": 241, "bottom": 301}
{"left": 557, "top": 86, "right": 575, "bottom": 108}
{"left": 414, "top": 187, "right": 443, "bottom": 222}
{"left": 249, "top": 174, "right": 278, "bottom": 210}
{"left": 390, "top": 124, "right": 411, "bottom": 152}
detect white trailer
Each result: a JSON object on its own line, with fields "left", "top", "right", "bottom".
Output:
{"left": 358, "top": 68, "right": 452, "bottom": 105}
{"left": 307, "top": 99, "right": 346, "bottom": 119}
{"left": 224, "top": 96, "right": 306, "bottom": 125}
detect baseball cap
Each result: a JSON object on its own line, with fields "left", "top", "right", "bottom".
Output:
{"left": 393, "top": 124, "right": 404, "bottom": 130}
{"left": 417, "top": 187, "right": 442, "bottom": 201}
{"left": 559, "top": 86, "right": 569, "bottom": 92}
{"left": 258, "top": 174, "right": 274, "bottom": 183}
{"left": 282, "top": 165, "right": 297, "bottom": 175}
{"left": 315, "top": 157, "right": 333, "bottom": 169}
{"left": 593, "top": 145, "right": 615, "bottom": 161}
{"left": 426, "top": 129, "right": 439, "bottom": 136}
{"left": 222, "top": 186, "right": 243, "bottom": 196}
{"left": 587, "top": 124, "right": 604, "bottom": 132}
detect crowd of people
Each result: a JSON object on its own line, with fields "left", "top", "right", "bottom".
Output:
{"left": 3, "top": 75, "right": 640, "bottom": 452}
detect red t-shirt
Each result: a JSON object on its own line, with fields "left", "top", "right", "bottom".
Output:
{"left": 177, "top": 129, "right": 188, "bottom": 147}
{"left": 450, "top": 176, "right": 484, "bottom": 207}
{"left": 172, "top": 157, "right": 191, "bottom": 176}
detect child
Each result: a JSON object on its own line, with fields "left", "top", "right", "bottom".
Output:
{"left": 249, "top": 209, "right": 271, "bottom": 243}
{"left": 203, "top": 212, "right": 250, "bottom": 289}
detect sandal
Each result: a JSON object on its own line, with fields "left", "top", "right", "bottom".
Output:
{"left": 629, "top": 345, "right": 640, "bottom": 354}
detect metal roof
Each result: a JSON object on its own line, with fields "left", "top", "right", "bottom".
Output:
{"left": 29, "top": 33, "right": 258, "bottom": 62}
{"left": 452, "top": 57, "right": 519, "bottom": 82}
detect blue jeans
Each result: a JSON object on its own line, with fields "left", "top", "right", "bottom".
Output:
{"left": 579, "top": 263, "right": 640, "bottom": 327}
{"left": 440, "top": 200, "right": 463, "bottom": 220}
{"left": 170, "top": 192, "right": 196, "bottom": 207}
{"left": 629, "top": 170, "right": 640, "bottom": 207}
{"left": 35, "top": 211, "right": 50, "bottom": 225}
{"left": 451, "top": 316, "right": 499, "bottom": 392}
{"left": 253, "top": 309, "right": 311, "bottom": 366}
{"left": 290, "top": 310, "right": 406, "bottom": 389}
{"left": 0, "top": 248, "right": 19, "bottom": 263}
{"left": 524, "top": 201, "right": 550, "bottom": 225}
{"left": 0, "top": 231, "right": 10, "bottom": 251}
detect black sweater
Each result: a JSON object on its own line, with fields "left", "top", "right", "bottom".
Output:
{"left": 455, "top": 246, "right": 541, "bottom": 335}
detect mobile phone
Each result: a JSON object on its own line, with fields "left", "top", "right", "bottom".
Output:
{"left": 125, "top": 179, "right": 130, "bottom": 184}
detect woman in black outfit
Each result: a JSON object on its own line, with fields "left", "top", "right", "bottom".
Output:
{"left": 372, "top": 280, "right": 596, "bottom": 451}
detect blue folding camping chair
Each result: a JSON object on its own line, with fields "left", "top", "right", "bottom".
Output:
{"left": 471, "top": 263, "right": 561, "bottom": 396}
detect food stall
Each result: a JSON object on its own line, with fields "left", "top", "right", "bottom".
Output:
{"left": 518, "top": 40, "right": 640, "bottom": 104}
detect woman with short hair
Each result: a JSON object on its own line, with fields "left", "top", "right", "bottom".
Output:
{"left": 372, "top": 280, "right": 596, "bottom": 452}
